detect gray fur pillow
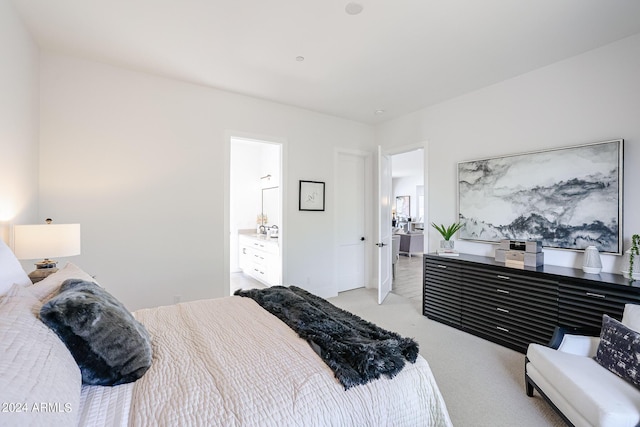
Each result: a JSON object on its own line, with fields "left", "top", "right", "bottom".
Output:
{"left": 40, "top": 279, "right": 152, "bottom": 386}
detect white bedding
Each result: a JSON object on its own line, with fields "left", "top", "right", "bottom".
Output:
{"left": 128, "top": 296, "right": 453, "bottom": 426}
{"left": 78, "top": 383, "right": 133, "bottom": 427}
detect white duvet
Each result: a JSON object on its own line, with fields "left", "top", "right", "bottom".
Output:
{"left": 129, "top": 296, "right": 452, "bottom": 426}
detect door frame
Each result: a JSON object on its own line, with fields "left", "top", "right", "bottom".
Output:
{"left": 334, "top": 148, "right": 373, "bottom": 293}
{"left": 376, "top": 142, "right": 428, "bottom": 297}
{"left": 224, "top": 130, "right": 288, "bottom": 295}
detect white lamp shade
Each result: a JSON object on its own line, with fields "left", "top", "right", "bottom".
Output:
{"left": 13, "top": 224, "right": 81, "bottom": 260}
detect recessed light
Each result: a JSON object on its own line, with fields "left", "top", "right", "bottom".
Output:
{"left": 296, "top": 56, "right": 305, "bottom": 62}
{"left": 345, "top": 2, "right": 363, "bottom": 15}
{"left": 374, "top": 109, "right": 386, "bottom": 115}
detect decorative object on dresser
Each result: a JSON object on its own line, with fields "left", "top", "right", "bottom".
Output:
{"left": 13, "top": 219, "right": 81, "bottom": 283}
{"left": 431, "top": 222, "right": 462, "bottom": 255}
{"left": 622, "top": 234, "right": 640, "bottom": 281}
{"left": 458, "top": 139, "right": 623, "bottom": 254}
{"left": 423, "top": 253, "right": 640, "bottom": 353}
{"left": 582, "top": 245, "right": 603, "bottom": 274}
{"left": 494, "top": 239, "right": 543, "bottom": 268}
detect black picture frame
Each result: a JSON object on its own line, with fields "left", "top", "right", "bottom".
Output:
{"left": 299, "top": 180, "right": 325, "bottom": 211}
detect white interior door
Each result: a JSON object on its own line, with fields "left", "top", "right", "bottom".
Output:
{"left": 378, "top": 146, "right": 392, "bottom": 304}
{"left": 336, "top": 152, "right": 366, "bottom": 292}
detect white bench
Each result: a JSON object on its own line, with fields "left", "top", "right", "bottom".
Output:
{"left": 526, "top": 305, "right": 640, "bottom": 427}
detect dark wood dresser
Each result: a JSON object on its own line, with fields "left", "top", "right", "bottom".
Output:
{"left": 423, "top": 253, "right": 640, "bottom": 353}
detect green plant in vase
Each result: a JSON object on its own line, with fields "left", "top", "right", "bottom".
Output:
{"left": 628, "top": 234, "right": 640, "bottom": 282}
{"left": 431, "top": 222, "right": 463, "bottom": 250}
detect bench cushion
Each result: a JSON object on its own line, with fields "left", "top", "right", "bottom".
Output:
{"left": 527, "top": 343, "right": 640, "bottom": 427}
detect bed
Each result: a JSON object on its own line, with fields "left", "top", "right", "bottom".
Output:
{"left": 0, "top": 240, "right": 452, "bottom": 427}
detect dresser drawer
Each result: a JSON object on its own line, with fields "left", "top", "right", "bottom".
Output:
{"left": 461, "top": 315, "right": 556, "bottom": 352}
{"left": 460, "top": 264, "right": 557, "bottom": 291}
{"left": 461, "top": 280, "right": 557, "bottom": 310}
{"left": 559, "top": 280, "right": 640, "bottom": 328}
{"left": 424, "top": 257, "right": 461, "bottom": 327}
{"left": 462, "top": 293, "right": 557, "bottom": 327}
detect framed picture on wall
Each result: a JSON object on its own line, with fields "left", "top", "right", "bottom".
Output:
{"left": 299, "top": 180, "right": 325, "bottom": 211}
{"left": 395, "top": 195, "right": 410, "bottom": 219}
{"left": 457, "top": 139, "right": 623, "bottom": 254}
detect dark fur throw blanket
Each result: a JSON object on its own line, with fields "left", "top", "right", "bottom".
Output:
{"left": 235, "top": 286, "right": 419, "bottom": 389}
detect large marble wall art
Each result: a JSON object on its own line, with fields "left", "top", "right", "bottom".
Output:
{"left": 458, "top": 140, "right": 623, "bottom": 254}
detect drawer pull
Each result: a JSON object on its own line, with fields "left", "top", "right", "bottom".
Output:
{"left": 496, "top": 326, "right": 510, "bottom": 333}
{"left": 496, "top": 289, "right": 510, "bottom": 294}
{"left": 496, "top": 307, "right": 510, "bottom": 313}
{"left": 436, "top": 265, "right": 447, "bottom": 269}
{"left": 586, "top": 292, "right": 606, "bottom": 299}
{"left": 497, "top": 275, "right": 511, "bottom": 280}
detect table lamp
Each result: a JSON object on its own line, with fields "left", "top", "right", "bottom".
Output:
{"left": 13, "top": 218, "right": 81, "bottom": 283}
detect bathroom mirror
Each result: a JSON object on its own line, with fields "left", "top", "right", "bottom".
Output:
{"left": 262, "top": 186, "right": 279, "bottom": 227}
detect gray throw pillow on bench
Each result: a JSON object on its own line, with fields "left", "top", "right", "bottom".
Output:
{"left": 595, "top": 314, "right": 640, "bottom": 390}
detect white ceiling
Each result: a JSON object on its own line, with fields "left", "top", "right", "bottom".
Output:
{"left": 10, "top": 0, "right": 640, "bottom": 124}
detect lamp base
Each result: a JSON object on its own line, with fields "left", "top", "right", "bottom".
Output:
{"left": 29, "top": 259, "right": 59, "bottom": 283}
{"left": 28, "top": 267, "right": 58, "bottom": 283}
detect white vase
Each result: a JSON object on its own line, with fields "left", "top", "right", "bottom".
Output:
{"left": 582, "top": 246, "right": 602, "bottom": 274}
{"left": 440, "top": 240, "right": 454, "bottom": 250}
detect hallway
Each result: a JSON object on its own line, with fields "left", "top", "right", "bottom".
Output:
{"left": 392, "top": 254, "right": 423, "bottom": 302}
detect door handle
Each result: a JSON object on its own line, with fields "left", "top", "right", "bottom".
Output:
{"left": 376, "top": 242, "right": 386, "bottom": 247}
{"left": 360, "top": 237, "right": 366, "bottom": 241}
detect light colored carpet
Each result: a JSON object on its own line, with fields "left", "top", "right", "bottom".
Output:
{"left": 328, "top": 287, "right": 566, "bottom": 427}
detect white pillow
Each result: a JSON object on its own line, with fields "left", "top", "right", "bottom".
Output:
{"left": 0, "top": 283, "right": 81, "bottom": 426}
{"left": 0, "top": 239, "right": 31, "bottom": 295}
{"left": 622, "top": 303, "right": 640, "bottom": 333}
{"left": 28, "top": 262, "right": 97, "bottom": 302}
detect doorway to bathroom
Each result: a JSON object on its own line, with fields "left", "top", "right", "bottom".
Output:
{"left": 229, "top": 136, "right": 283, "bottom": 294}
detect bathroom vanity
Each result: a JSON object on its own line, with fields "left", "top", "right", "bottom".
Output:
{"left": 238, "top": 233, "right": 280, "bottom": 286}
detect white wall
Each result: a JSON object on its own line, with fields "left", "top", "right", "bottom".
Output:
{"left": 376, "top": 33, "right": 640, "bottom": 274}
{"left": 38, "top": 52, "right": 374, "bottom": 310}
{"left": 0, "top": 0, "right": 39, "bottom": 241}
